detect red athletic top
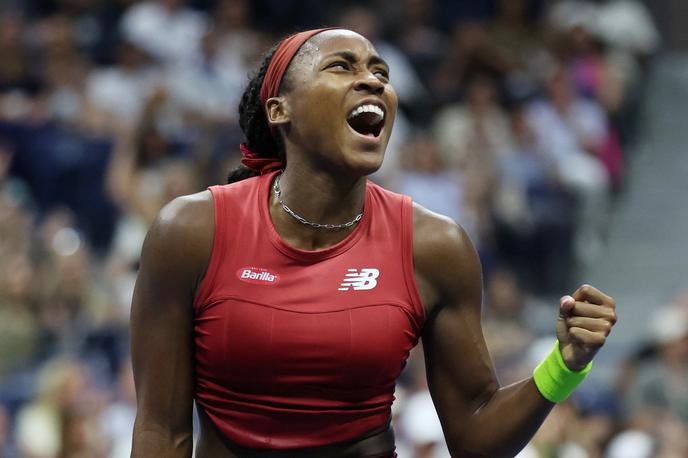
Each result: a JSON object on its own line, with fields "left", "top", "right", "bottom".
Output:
{"left": 193, "top": 170, "right": 426, "bottom": 449}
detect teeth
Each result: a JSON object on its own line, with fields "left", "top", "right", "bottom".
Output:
{"left": 348, "top": 104, "right": 384, "bottom": 120}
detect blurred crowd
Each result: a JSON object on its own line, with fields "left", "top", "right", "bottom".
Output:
{"left": 0, "top": 0, "right": 684, "bottom": 457}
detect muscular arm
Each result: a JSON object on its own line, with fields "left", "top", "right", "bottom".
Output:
{"left": 130, "top": 191, "right": 214, "bottom": 457}
{"left": 414, "top": 205, "right": 553, "bottom": 458}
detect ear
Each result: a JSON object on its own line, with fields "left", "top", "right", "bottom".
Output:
{"left": 265, "top": 97, "right": 290, "bottom": 128}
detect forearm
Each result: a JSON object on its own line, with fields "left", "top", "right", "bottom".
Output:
{"left": 448, "top": 378, "right": 553, "bottom": 458}
{"left": 131, "top": 420, "right": 193, "bottom": 458}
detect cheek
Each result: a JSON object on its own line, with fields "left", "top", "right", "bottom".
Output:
{"left": 291, "top": 89, "right": 346, "bottom": 140}
{"left": 384, "top": 89, "right": 398, "bottom": 132}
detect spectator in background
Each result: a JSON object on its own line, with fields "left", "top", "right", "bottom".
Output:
{"left": 34, "top": 14, "right": 92, "bottom": 124}
{"left": 481, "top": 269, "right": 536, "bottom": 383}
{"left": 14, "top": 359, "right": 105, "bottom": 458}
{"left": 547, "top": 0, "right": 657, "bottom": 147}
{"left": 106, "top": 86, "right": 198, "bottom": 226}
{"left": 433, "top": 72, "right": 511, "bottom": 172}
{"left": 0, "top": 405, "right": 12, "bottom": 457}
{"left": 625, "top": 299, "right": 688, "bottom": 423}
{"left": 564, "top": 23, "right": 624, "bottom": 115}
{"left": 99, "top": 361, "right": 136, "bottom": 458}
{"left": 213, "top": 0, "right": 266, "bottom": 91}
{"left": 488, "top": 0, "right": 545, "bottom": 76}
{"left": 493, "top": 103, "right": 576, "bottom": 293}
{"left": 432, "top": 21, "right": 510, "bottom": 103}
{"left": 548, "top": 0, "right": 660, "bottom": 62}
{"left": 399, "top": 390, "right": 451, "bottom": 458}
{"left": 166, "top": 27, "right": 244, "bottom": 123}
{"left": 166, "top": 0, "right": 266, "bottom": 127}
{"left": 85, "top": 40, "right": 161, "bottom": 129}
{"left": 120, "top": 0, "right": 206, "bottom": 66}
{"left": 0, "top": 12, "right": 39, "bottom": 94}
{"left": 393, "top": 132, "right": 468, "bottom": 229}
{"left": 432, "top": 72, "right": 509, "bottom": 244}
{"left": 0, "top": 253, "right": 40, "bottom": 379}
{"left": 525, "top": 65, "right": 610, "bottom": 265}
{"left": 390, "top": 0, "right": 446, "bottom": 93}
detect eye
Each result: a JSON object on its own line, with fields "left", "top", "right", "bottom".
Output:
{"left": 374, "top": 68, "right": 390, "bottom": 80}
{"left": 327, "top": 61, "right": 350, "bottom": 71}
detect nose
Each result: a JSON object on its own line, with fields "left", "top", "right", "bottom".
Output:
{"left": 354, "top": 72, "right": 385, "bottom": 95}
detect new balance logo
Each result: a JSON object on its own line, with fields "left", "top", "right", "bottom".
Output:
{"left": 338, "top": 268, "right": 380, "bottom": 291}
{"left": 236, "top": 267, "right": 280, "bottom": 285}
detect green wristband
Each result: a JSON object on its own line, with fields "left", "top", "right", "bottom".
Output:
{"left": 532, "top": 340, "right": 592, "bottom": 403}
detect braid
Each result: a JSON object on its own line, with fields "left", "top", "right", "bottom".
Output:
{"left": 228, "top": 44, "right": 284, "bottom": 184}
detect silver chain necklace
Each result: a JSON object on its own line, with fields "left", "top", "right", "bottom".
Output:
{"left": 273, "top": 173, "right": 363, "bottom": 230}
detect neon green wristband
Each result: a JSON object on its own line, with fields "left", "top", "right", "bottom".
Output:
{"left": 532, "top": 340, "right": 592, "bottom": 403}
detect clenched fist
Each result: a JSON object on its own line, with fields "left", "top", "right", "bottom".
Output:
{"left": 556, "top": 284, "right": 617, "bottom": 371}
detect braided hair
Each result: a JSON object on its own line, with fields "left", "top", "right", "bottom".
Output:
{"left": 228, "top": 44, "right": 285, "bottom": 184}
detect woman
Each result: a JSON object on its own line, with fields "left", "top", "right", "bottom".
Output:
{"left": 130, "top": 28, "right": 617, "bottom": 458}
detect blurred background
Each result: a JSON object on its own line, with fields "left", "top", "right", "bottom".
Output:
{"left": 0, "top": 0, "right": 687, "bottom": 456}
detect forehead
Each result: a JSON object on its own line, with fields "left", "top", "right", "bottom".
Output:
{"left": 306, "top": 29, "right": 379, "bottom": 61}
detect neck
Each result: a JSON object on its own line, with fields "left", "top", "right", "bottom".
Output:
{"left": 269, "top": 162, "right": 367, "bottom": 250}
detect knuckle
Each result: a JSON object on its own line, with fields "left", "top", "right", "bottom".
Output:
{"left": 602, "top": 321, "right": 612, "bottom": 334}
{"left": 610, "top": 312, "right": 617, "bottom": 325}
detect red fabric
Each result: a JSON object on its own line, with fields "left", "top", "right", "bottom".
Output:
{"left": 239, "top": 143, "right": 283, "bottom": 175}
{"left": 193, "top": 171, "right": 425, "bottom": 449}
{"left": 259, "top": 28, "right": 340, "bottom": 107}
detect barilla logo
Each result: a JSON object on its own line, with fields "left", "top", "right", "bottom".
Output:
{"left": 236, "top": 267, "right": 280, "bottom": 285}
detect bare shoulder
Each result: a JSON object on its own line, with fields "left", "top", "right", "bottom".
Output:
{"left": 154, "top": 190, "right": 214, "bottom": 238}
{"left": 412, "top": 202, "right": 468, "bottom": 257}
{"left": 142, "top": 190, "right": 215, "bottom": 285}
{"left": 412, "top": 202, "right": 482, "bottom": 308}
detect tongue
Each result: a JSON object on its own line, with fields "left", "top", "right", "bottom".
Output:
{"left": 348, "top": 112, "right": 382, "bottom": 136}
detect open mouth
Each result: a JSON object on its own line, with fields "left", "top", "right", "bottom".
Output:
{"left": 346, "top": 104, "right": 385, "bottom": 138}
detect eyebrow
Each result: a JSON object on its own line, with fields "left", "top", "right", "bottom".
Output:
{"left": 324, "top": 51, "right": 389, "bottom": 70}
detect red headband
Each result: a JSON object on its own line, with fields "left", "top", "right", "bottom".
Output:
{"left": 259, "top": 27, "right": 341, "bottom": 107}
{"left": 242, "top": 27, "right": 342, "bottom": 174}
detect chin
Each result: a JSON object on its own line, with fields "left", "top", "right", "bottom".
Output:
{"left": 343, "top": 147, "right": 386, "bottom": 176}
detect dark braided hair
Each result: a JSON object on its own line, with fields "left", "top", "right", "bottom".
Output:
{"left": 228, "top": 43, "right": 285, "bottom": 184}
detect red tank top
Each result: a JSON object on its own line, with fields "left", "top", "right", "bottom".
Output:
{"left": 193, "top": 170, "right": 425, "bottom": 449}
